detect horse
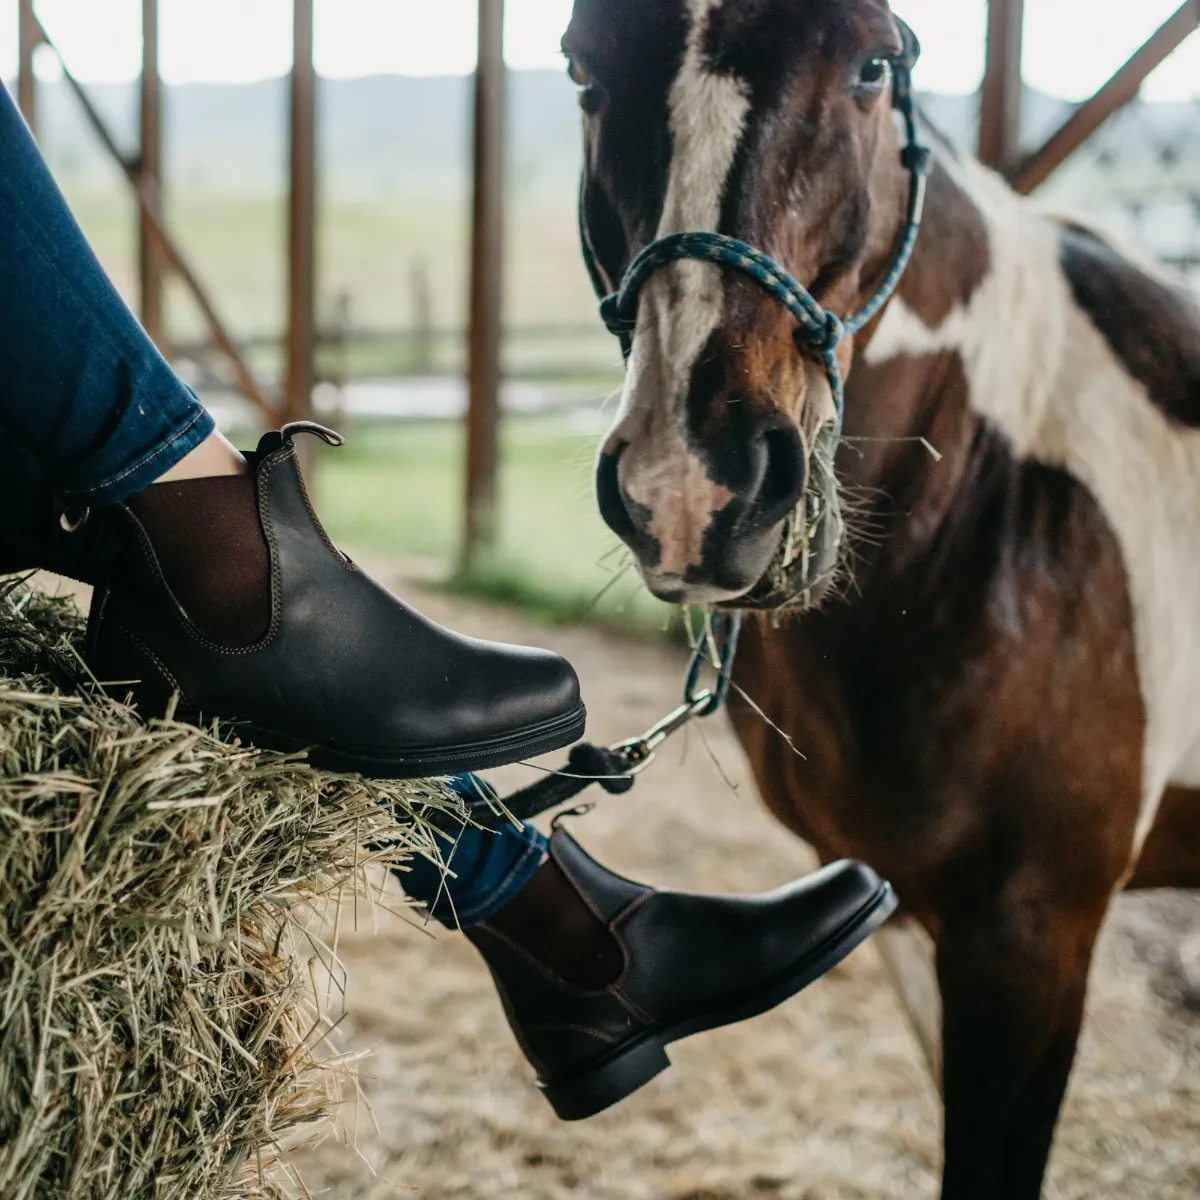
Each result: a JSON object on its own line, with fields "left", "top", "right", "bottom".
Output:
{"left": 562, "top": 1, "right": 1200, "bottom": 1196}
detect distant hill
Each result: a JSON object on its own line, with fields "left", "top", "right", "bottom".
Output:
{"left": 10, "top": 72, "right": 586, "bottom": 196}
{"left": 6, "top": 71, "right": 1197, "bottom": 199}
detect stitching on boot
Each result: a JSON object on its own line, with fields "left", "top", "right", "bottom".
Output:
{"left": 522, "top": 1022, "right": 621, "bottom": 1045}
{"left": 611, "top": 889, "right": 656, "bottom": 927}
{"left": 253, "top": 452, "right": 286, "bottom": 647}
{"left": 283, "top": 444, "right": 352, "bottom": 568}
{"left": 605, "top": 920, "right": 642, "bottom": 992}
{"left": 547, "top": 836, "right": 637, "bottom": 982}
{"left": 609, "top": 985, "right": 655, "bottom": 1026}
{"left": 549, "top": 835, "right": 622, "bottom": 927}
{"left": 473, "top": 923, "right": 615, "bottom": 997}
{"left": 110, "top": 623, "right": 190, "bottom": 709}
{"left": 120, "top": 499, "right": 279, "bottom": 657}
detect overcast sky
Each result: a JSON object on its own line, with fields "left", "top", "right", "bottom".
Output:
{"left": 0, "top": 0, "right": 1196, "bottom": 101}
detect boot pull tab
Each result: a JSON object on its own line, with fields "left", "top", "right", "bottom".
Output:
{"left": 281, "top": 421, "right": 346, "bottom": 448}
{"left": 551, "top": 804, "right": 596, "bottom": 831}
{"left": 59, "top": 504, "right": 92, "bottom": 534}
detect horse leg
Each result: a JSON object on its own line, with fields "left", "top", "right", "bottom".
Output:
{"left": 936, "top": 886, "right": 1107, "bottom": 1200}
{"left": 997, "top": 980, "right": 1091, "bottom": 1199}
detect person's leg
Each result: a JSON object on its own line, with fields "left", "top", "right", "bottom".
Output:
{"left": 0, "top": 83, "right": 245, "bottom": 582}
{"left": 0, "top": 87, "right": 222, "bottom": 511}
{"left": 400, "top": 777, "right": 550, "bottom": 926}
{"left": 0, "top": 83, "right": 584, "bottom": 775}
{"left": 400, "top": 776, "right": 897, "bottom": 1122}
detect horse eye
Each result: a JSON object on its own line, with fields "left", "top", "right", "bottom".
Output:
{"left": 856, "top": 57, "right": 892, "bottom": 94}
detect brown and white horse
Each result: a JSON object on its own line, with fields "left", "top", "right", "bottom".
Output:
{"left": 564, "top": 0, "right": 1200, "bottom": 1196}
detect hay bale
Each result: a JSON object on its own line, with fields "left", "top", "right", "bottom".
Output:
{"left": 0, "top": 580, "right": 459, "bottom": 1200}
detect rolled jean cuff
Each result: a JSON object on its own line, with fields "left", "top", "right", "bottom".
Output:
{"left": 398, "top": 775, "right": 549, "bottom": 929}
{"left": 68, "top": 396, "right": 215, "bottom": 508}
{"left": 438, "top": 824, "right": 547, "bottom": 928}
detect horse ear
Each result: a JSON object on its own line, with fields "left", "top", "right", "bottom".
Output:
{"left": 893, "top": 17, "right": 921, "bottom": 69}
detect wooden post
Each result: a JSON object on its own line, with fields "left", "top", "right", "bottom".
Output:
{"left": 463, "top": 0, "right": 506, "bottom": 567}
{"left": 412, "top": 258, "right": 435, "bottom": 375}
{"left": 284, "top": 0, "right": 317, "bottom": 456}
{"left": 17, "top": 0, "right": 39, "bottom": 136}
{"left": 874, "top": 923, "right": 943, "bottom": 1090}
{"left": 979, "top": 0, "right": 1025, "bottom": 172}
{"left": 138, "top": 0, "right": 166, "bottom": 350}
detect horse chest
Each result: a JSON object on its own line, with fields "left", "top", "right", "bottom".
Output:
{"left": 729, "top": 418, "right": 1149, "bottom": 891}
{"left": 730, "top": 612, "right": 1032, "bottom": 879}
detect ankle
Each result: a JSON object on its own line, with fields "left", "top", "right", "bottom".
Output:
{"left": 485, "top": 855, "right": 624, "bottom": 990}
{"left": 155, "top": 431, "right": 248, "bottom": 483}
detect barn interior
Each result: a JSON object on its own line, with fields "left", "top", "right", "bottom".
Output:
{"left": 3, "top": 1, "right": 1199, "bottom": 1196}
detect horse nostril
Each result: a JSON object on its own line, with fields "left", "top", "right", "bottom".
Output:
{"left": 595, "top": 443, "right": 639, "bottom": 544}
{"left": 746, "top": 424, "right": 808, "bottom": 533}
{"left": 596, "top": 444, "right": 664, "bottom": 570}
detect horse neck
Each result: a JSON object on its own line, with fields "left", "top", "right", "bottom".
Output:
{"left": 837, "top": 149, "right": 1033, "bottom": 588}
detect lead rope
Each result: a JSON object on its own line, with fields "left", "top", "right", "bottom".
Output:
{"left": 474, "top": 612, "right": 743, "bottom": 826}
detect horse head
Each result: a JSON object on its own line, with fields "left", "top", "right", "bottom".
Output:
{"left": 567, "top": 0, "right": 921, "bottom": 608}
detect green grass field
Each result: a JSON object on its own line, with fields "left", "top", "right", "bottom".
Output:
{"left": 312, "top": 415, "right": 677, "bottom": 633}
{"left": 61, "top": 184, "right": 604, "bottom": 341}
{"left": 59, "top": 184, "right": 664, "bottom": 630}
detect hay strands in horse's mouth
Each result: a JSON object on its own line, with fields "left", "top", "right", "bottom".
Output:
{"left": 839, "top": 434, "right": 943, "bottom": 461}
{"left": 765, "top": 428, "right": 944, "bottom": 612}
{"left": 762, "top": 425, "right": 843, "bottom": 609}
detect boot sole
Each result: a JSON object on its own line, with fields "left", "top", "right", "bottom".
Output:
{"left": 182, "top": 703, "right": 588, "bottom": 780}
{"left": 541, "top": 878, "right": 899, "bottom": 1121}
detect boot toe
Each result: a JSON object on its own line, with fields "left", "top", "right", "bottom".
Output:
{"left": 775, "top": 858, "right": 889, "bottom": 947}
{"left": 474, "top": 642, "right": 583, "bottom": 733}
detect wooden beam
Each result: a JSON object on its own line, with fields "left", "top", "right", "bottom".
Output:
{"left": 138, "top": 0, "right": 166, "bottom": 350}
{"left": 17, "top": 0, "right": 39, "bottom": 136}
{"left": 978, "top": 0, "right": 1025, "bottom": 171}
{"left": 463, "top": 0, "right": 507, "bottom": 566}
{"left": 31, "top": 14, "right": 274, "bottom": 423}
{"left": 284, "top": 0, "right": 317, "bottom": 445}
{"left": 1012, "top": 0, "right": 1200, "bottom": 194}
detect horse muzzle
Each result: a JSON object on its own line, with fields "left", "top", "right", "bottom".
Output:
{"left": 596, "top": 422, "right": 844, "bottom": 611}
{"left": 596, "top": 420, "right": 817, "bottom": 606}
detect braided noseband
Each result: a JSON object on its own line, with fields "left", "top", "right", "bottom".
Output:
{"left": 592, "top": 31, "right": 931, "bottom": 432}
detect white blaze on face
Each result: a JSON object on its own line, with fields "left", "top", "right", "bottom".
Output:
{"left": 634, "top": 0, "right": 750, "bottom": 395}
{"left": 606, "top": 0, "right": 752, "bottom": 593}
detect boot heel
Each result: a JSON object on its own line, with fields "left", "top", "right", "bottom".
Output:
{"left": 540, "top": 1037, "right": 671, "bottom": 1121}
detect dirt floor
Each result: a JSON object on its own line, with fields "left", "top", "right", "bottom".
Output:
{"left": 280, "top": 570, "right": 1200, "bottom": 1200}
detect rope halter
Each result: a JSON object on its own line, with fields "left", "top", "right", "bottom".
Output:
{"left": 594, "top": 26, "right": 932, "bottom": 432}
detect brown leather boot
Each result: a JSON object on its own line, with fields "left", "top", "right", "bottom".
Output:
{"left": 86, "top": 423, "right": 585, "bottom": 777}
{"left": 467, "top": 826, "right": 896, "bottom": 1120}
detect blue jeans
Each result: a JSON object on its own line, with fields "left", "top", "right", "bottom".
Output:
{"left": 0, "top": 83, "right": 547, "bottom": 929}
{"left": 0, "top": 84, "right": 212, "bottom": 575}
{"left": 399, "top": 774, "right": 548, "bottom": 927}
